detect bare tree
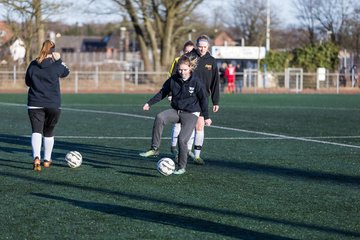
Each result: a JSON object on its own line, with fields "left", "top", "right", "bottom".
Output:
{"left": 228, "top": 0, "right": 276, "bottom": 47}
{"left": 293, "top": 0, "right": 353, "bottom": 45}
{"left": 293, "top": 0, "right": 318, "bottom": 45}
{"left": 0, "top": 0, "right": 70, "bottom": 64}
{"left": 342, "top": 6, "right": 360, "bottom": 64}
{"left": 109, "top": 0, "right": 203, "bottom": 72}
{"left": 315, "top": 0, "right": 352, "bottom": 44}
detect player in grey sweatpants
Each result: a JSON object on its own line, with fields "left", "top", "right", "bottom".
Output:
{"left": 151, "top": 109, "right": 198, "bottom": 169}
{"left": 139, "top": 55, "right": 212, "bottom": 174}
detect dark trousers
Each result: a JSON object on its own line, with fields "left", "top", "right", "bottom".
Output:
{"left": 151, "top": 109, "right": 198, "bottom": 169}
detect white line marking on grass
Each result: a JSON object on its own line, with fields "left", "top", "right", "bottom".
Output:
{"left": 61, "top": 107, "right": 155, "bottom": 120}
{"left": 2, "top": 102, "right": 359, "bottom": 149}
{"left": 0, "top": 102, "right": 25, "bottom": 107}
{"left": 56, "top": 136, "right": 154, "bottom": 139}
{"left": 53, "top": 136, "right": 284, "bottom": 140}
{"left": 210, "top": 125, "right": 360, "bottom": 149}
{"left": 224, "top": 105, "right": 360, "bottom": 111}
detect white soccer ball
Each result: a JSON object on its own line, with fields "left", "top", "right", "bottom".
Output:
{"left": 157, "top": 157, "right": 175, "bottom": 176}
{"left": 65, "top": 151, "right": 82, "bottom": 168}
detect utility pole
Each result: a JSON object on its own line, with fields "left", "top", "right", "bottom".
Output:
{"left": 266, "top": 0, "right": 270, "bottom": 52}
{"left": 120, "top": 27, "right": 126, "bottom": 61}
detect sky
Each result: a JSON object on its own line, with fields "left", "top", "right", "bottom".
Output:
{"left": 0, "top": 0, "right": 297, "bottom": 26}
{"left": 201, "top": 0, "right": 298, "bottom": 26}
{"left": 52, "top": 0, "right": 297, "bottom": 26}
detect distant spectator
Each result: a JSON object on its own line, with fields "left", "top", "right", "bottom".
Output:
{"left": 350, "top": 65, "right": 358, "bottom": 88}
{"left": 235, "top": 63, "right": 244, "bottom": 93}
{"left": 224, "top": 63, "right": 235, "bottom": 94}
{"left": 219, "top": 62, "right": 227, "bottom": 93}
{"left": 339, "top": 66, "right": 346, "bottom": 87}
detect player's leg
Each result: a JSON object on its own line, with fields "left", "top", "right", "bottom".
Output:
{"left": 187, "top": 129, "right": 195, "bottom": 158}
{"left": 43, "top": 108, "right": 61, "bottom": 167}
{"left": 28, "top": 108, "right": 45, "bottom": 171}
{"left": 193, "top": 116, "right": 205, "bottom": 165}
{"left": 170, "top": 123, "right": 181, "bottom": 158}
{"left": 232, "top": 82, "right": 235, "bottom": 93}
{"left": 140, "top": 109, "right": 179, "bottom": 157}
{"left": 174, "top": 112, "right": 198, "bottom": 174}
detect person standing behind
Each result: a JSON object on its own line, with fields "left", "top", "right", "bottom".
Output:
{"left": 219, "top": 62, "right": 228, "bottom": 93}
{"left": 350, "top": 65, "right": 358, "bottom": 87}
{"left": 168, "top": 40, "right": 195, "bottom": 77}
{"left": 224, "top": 62, "right": 235, "bottom": 94}
{"left": 235, "top": 63, "right": 244, "bottom": 93}
{"left": 139, "top": 55, "right": 212, "bottom": 175}
{"left": 25, "top": 40, "right": 70, "bottom": 171}
{"left": 185, "top": 35, "right": 220, "bottom": 165}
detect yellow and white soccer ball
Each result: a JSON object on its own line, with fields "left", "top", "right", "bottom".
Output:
{"left": 157, "top": 157, "right": 175, "bottom": 176}
{"left": 65, "top": 151, "right": 82, "bottom": 168}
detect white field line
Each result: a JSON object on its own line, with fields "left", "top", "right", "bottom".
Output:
{"left": 209, "top": 125, "right": 360, "bottom": 149}
{"left": 62, "top": 107, "right": 155, "bottom": 120}
{"left": 1, "top": 102, "right": 360, "bottom": 149}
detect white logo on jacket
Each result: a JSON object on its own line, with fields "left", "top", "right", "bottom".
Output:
{"left": 189, "top": 87, "right": 194, "bottom": 94}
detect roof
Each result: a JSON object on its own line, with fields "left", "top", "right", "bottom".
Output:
{"left": 55, "top": 35, "right": 104, "bottom": 52}
{"left": 214, "top": 31, "right": 237, "bottom": 46}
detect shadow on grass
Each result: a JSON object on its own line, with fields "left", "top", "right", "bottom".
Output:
{"left": 31, "top": 192, "right": 293, "bottom": 240}
{"left": 204, "top": 160, "right": 360, "bottom": 187}
{"left": 0, "top": 133, "right": 151, "bottom": 168}
{"left": 0, "top": 158, "right": 30, "bottom": 170}
{"left": 1, "top": 134, "right": 360, "bottom": 238}
{"left": 117, "top": 170, "right": 158, "bottom": 178}
{"left": 1, "top": 133, "right": 359, "bottom": 186}
{"left": 0, "top": 171, "right": 359, "bottom": 239}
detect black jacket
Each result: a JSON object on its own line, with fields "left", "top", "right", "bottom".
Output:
{"left": 25, "top": 57, "right": 70, "bottom": 108}
{"left": 186, "top": 49, "right": 220, "bottom": 106}
{"left": 147, "top": 74, "right": 209, "bottom": 119}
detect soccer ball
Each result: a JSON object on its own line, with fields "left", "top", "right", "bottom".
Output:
{"left": 65, "top": 151, "right": 82, "bottom": 168}
{"left": 157, "top": 158, "right": 175, "bottom": 176}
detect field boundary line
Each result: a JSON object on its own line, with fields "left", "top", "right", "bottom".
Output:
{"left": 211, "top": 125, "right": 360, "bottom": 149}
{"left": 1, "top": 102, "right": 359, "bottom": 149}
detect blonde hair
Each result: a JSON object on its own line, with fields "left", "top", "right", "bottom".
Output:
{"left": 177, "top": 55, "right": 197, "bottom": 72}
{"left": 36, "top": 40, "right": 55, "bottom": 63}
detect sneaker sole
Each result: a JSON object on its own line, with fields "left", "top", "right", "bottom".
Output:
{"left": 139, "top": 153, "right": 159, "bottom": 157}
{"left": 43, "top": 160, "right": 52, "bottom": 168}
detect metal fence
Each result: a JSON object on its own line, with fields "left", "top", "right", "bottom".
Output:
{"left": 1, "top": 66, "right": 359, "bottom": 94}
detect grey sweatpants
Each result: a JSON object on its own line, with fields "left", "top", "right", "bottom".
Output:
{"left": 151, "top": 108, "right": 198, "bottom": 169}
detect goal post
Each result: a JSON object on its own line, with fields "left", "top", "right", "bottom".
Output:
{"left": 285, "top": 68, "right": 303, "bottom": 93}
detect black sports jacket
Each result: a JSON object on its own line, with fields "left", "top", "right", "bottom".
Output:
{"left": 147, "top": 74, "right": 209, "bottom": 119}
{"left": 187, "top": 49, "right": 220, "bottom": 106}
{"left": 25, "top": 57, "right": 70, "bottom": 108}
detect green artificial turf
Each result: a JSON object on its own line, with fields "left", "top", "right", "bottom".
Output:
{"left": 0, "top": 93, "right": 359, "bottom": 239}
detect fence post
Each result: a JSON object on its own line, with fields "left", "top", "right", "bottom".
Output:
{"left": 254, "top": 70, "right": 257, "bottom": 94}
{"left": 75, "top": 71, "right": 78, "bottom": 94}
{"left": 296, "top": 73, "right": 299, "bottom": 94}
{"left": 13, "top": 65, "right": 16, "bottom": 85}
{"left": 95, "top": 66, "right": 99, "bottom": 88}
{"left": 121, "top": 71, "right": 125, "bottom": 93}
{"left": 135, "top": 66, "right": 138, "bottom": 86}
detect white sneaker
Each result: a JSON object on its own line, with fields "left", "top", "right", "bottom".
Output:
{"left": 173, "top": 168, "right": 186, "bottom": 175}
{"left": 188, "top": 151, "right": 195, "bottom": 160}
{"left": 139, "top": 148, "right": 159, "bottom": 157}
